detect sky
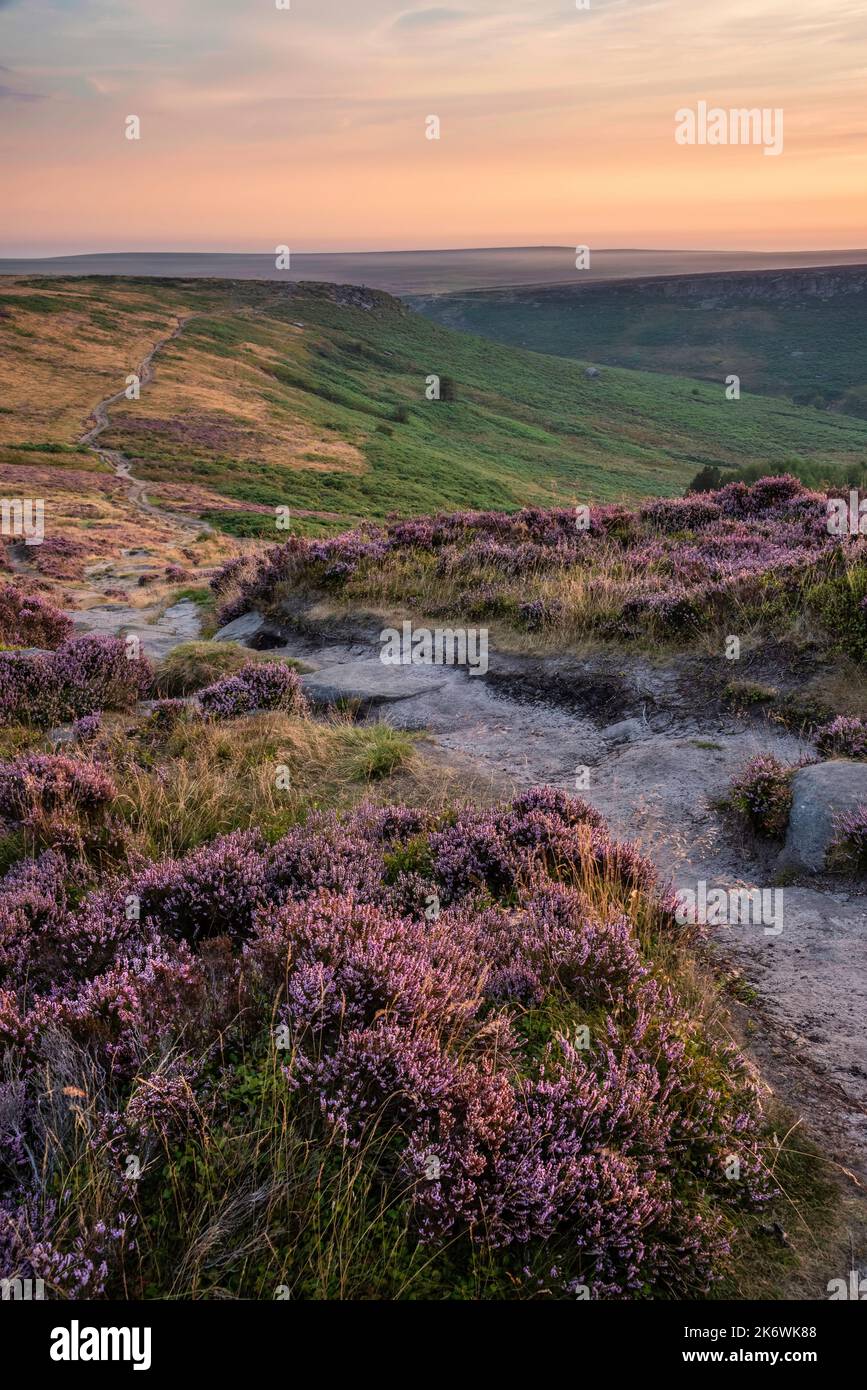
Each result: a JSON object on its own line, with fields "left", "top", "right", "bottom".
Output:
{"left": 1, "top": 0, "right": 866, "bottom": 255}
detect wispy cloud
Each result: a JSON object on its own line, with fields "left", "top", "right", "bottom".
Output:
{"left": 0, "top": 63, "right": 42, "bottom": 100}
{"left": 393, "top": 7, "right": 468, "bottom": 29}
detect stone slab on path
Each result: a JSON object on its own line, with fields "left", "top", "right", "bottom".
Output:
{"left": 301, "top": 660, "right": 449, "bottom": 706}
{"left": 69, "top": 599, "right": 201, "bottom": 661}
{"left": 213, "top": 611, "right": 268, "bottom": 644}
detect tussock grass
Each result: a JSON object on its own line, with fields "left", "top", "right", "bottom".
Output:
{"left": 110, "top": 710, "right": 426, "bottom": 857}
{"left": 153, "top": 640, "right": 303, "bottom": 697}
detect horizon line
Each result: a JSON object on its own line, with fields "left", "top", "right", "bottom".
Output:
{"left": 4, "top": 244, "right": 867, "bottom": 262}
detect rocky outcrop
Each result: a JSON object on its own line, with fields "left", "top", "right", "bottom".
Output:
{"left": 780, "top": 761, "right": 867, "bottom": 872}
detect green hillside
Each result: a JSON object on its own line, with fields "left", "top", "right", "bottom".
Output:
{"left": 410, "top": 264, "right": 867, "bottom": 418}
{"left": 5, "top": 275, "right": 867, "bottom": 537}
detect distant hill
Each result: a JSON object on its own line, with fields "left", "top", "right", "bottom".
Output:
{"left": 409, "top": 264, "right": 867, "bottom": 417}
{"left": 3, "top": 247, "right": 867, "bottom": 295}
{"left": 3, "top": 275, "right": 867, "bottom": 539}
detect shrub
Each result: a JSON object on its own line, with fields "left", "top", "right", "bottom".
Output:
{"left": 687, "top": 465, "right": 723, "bottom": 494}
{"left": 438, "top": 375, "right": 458, "bottom": 402}
{"left": 0, "top": 754, "right": 116, "bottom": 825}
{"left": 0, "top": 753, "right": 119, "bottom": 865}
{"left": 519, "top": 598, "right": 564, "bottom": 631}
{"left": 814, "top": 716, "right": 867, "bottom": 761}
{"left": 0, "top": 635, "right": 151, "bottom": 726}
{"left": 807, "top": 568, "right": 867, "bottom": 662}
{"left": 0, "top": 789, "right": 772, "bottom": 1300}
{"left": 0, "top": 584, "right": 72, "bottom": 649}
{"left": 722, "top": 680, "right": 777, "bottom": 712}
{"left": 219, "top": 475, "right": 867, "bottom": 666}
{"left": 71, "top": 713, "right": 102, "bottom": 743}
{"left": 831, "top": 804, "right": 867, "bottom": 869}
{"left": 146, "top": 698, "right": 191, "bottom": 731}
{"left": 197, "top": 662, "right": 307, "bottom": 719}
{"left": 728, "top": 755, "right": 796, "bottom": 838}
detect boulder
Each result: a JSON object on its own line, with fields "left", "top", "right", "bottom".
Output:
{"left": 584, "top": 366, "right": 602, "bottom": 379}
{"left": 213, "top": 611, "right": 268, "bottom": 644}
{"left": 600, "top": 717, "right": 644, "bottom": 744}
{"left": 780, "top": 761, "right": 867, "bottom": 872}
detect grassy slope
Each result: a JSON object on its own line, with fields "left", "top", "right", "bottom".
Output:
{"left": 4, "top": 277, "right": 867, "bottom": 541}
{"left": 410, "top": 272, "right": 867, "bottom": 417}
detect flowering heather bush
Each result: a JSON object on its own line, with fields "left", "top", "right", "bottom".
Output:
{"left": 130, "top": 829, "right": 270, "bottom": 945}
{"left": 519, "top": 597, "right": 564, "bottom": 631}
{"left": 71, "top": 712, "right": 102, "bottom": 743}
{"left": 0, "top": 752, "right": 119, "bottom": 866}
{"left": 28, "top": 535, "right": 88, "bottom": 581}
{"left": 0, "top": 787, "right": 771, "bottom": 1298}
{"left": 814, "top": 716, "right": 867, "bottom": 761}
{"left": 0, "top": 850, "right": 73, "bottom": 993}
{"left": 146, "top": 697, "right": 190, "bottom": 730}
{"left": 831, "top": 804, "right": 867, "bottom": 870}
{"left": 197, "top": 661, "right": 307, "bottom": 719}
{"left": 211, "top": 476, "right": 867, "bottom": 654}
{"left": 0, "top": 583, "right": 72, "bottom": 649}
{"left": 0, "top": 1191, "right": 135, "bottom": 1299}
{"left": 728, "top": 755, "right": 796, "bottom": 838}
{"left": 0, "top": 635, "right": 152, "bottom": 726}
{"left": 0, "top": 753, "right": 116, "bottom": 826}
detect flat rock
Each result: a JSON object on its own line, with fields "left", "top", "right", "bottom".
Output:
{"left": 301, "top": 661, "right": 448, "bottom": 706}
{"left": 213, "top": 611, "right": 267, "bottom": 643}
{"left": 68, "top": 599, "right": 202, "bottom": 661}
{"left": 600, "top": 717, "right": 644, "bottom": 744}
{"left": 781, "top": 760, "right": 867, "bottom": 872}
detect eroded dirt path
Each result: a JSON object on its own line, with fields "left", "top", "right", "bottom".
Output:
{"left": 78, "top": 314, "right": 211, "bottom": 535}
{"left": 41, "top": 315, "right": 213, "bottom": 653}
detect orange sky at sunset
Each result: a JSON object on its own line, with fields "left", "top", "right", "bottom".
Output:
{"left": 2, "top": 0, "right": 866, "bottom": 255}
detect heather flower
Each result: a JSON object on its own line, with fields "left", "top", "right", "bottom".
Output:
{"left": 0, "top": 753, "right": 116, "bottom": 825}
{"left": 728, "top": 755, "right": 796, "bottom": 838}
{"left": 71, "top": 712, "right": 102, "bottom": 743}
{"left": 0, "top": 583, "right": 72, "bottom": 649}
{"left": 197, "top": 662, "right": 307, "bottom": 719}
{"left": 814, "top": 716, "right": 867, "bottom": 761}
{"left": 131, "top": 829, "right": 270, "bottom": 943}
{"left": 0, "top": 785, "right": 773, "bottom": 1299}
{"left": 217, "top": 475, "right": 854, "bottom": 664}
{"left": 146, "top": 698, "right": 190, "bottom": 730}
{"left": 831, "top": 804, "right": 867, "bottom": 869}
{"left": 0, "top": 635, "right": 151, "bottom": 726}
{"left": 0, "top": 1189, "right": 135, "bottom": 1299}
{"left": 0, "top": 851, "right": 73, "bottom": 991}
{"left": 52, "top": 634, "right": 152, "bottom": 715}
{"left": 265, "top": 815, "right": 386, "bottom": 902}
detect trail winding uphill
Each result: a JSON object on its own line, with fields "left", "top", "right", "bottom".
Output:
{"left": 78, "top": 314, "right": 211, "bottom": 534}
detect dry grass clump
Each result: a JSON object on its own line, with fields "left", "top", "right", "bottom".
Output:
{"left": 153, "top": 640, "right": 303, "bottom": 697}
{"left": 109, "top": 710, "right": 425, "bottom": 858}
